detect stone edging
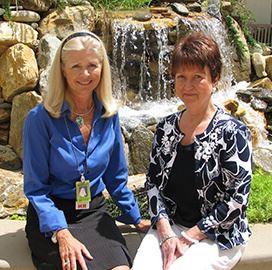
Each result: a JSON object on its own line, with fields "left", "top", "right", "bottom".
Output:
{"left": 0, "top": 220, "right": 271, "bottom": 270}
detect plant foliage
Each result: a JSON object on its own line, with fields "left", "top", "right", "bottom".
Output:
{"left": 225, "top": 15, "right": 249, "bottom": 60}
{"left": 2, "top": 0, "right": 11, "bottom": 20}
{"left": 51, "top": 0, "right": 152, "bottom": 10}
{"left": 221, "top": 0, "right": 257, "bottom": 58}
{"left": 247, "top": 169, "right": 272, "bottom": 223}
{"left": 90, "top": 0, "right": 152, "bottom": 10}
{"left": 107, "top": 187, "right": 149, "bottom": 220}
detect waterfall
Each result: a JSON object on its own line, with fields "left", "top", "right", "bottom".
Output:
{"left": 111, "top": 18, "right": 172, "bottom": 102}
{"left": 111, "top": 20, "right": 130, "bottom": 101}
{"left": 153, "top": 24, "right": 171, "bottom": 100}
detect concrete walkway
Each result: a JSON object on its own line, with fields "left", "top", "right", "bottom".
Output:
{"left": 0, "top": 220, "right": 271, "bottom": 269}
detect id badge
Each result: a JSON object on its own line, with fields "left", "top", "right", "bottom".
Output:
{"left": 75, "top": 180, "right": 91, "bottom": 210}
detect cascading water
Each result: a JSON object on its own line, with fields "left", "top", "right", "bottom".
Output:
{"left": 111, "top": 18, "right": 172, "bottom": 102}
{"left": 153, "top": 24, "right": 171, "bottom": 100}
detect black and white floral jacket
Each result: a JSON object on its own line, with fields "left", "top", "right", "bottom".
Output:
{"left": 146, "top": 107, "right": 252, "bottom": 250}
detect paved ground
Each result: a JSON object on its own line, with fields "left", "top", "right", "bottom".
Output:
{"left": 0, "top": 220, "right": 271, "bottom": 269}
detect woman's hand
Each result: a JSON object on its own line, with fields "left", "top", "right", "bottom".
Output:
{"left": 134, "top": 219, "right": 151, "bottom": 233}
{"left": 56, "top": 229, "right": 93, "bottom": 270}
{"left": 161, "top": 237, "right": 189, "bottom": 270}
{"left": 156, "top": 218, "right": 189, "bottom": 270}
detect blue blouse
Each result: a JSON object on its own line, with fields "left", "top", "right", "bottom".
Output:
{"left": 23, "top": 94, "right": 141, "bottom": 234}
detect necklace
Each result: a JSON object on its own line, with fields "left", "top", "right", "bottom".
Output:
{"left": 73, "top": 103, "right": 95, "bottom": 128}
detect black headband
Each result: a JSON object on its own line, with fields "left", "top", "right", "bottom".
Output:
{"left": 61, "top": 32, "right": 100, "bottom": 50}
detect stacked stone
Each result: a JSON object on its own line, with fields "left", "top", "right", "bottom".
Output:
{"left": 0, "top": 0, "right": 271, "bottom": 217}
{"left": 239, "top": 46, "right": 272, "bottom": 135}
{"left": 0, "top": 8, "right": 40, "bottom": 171}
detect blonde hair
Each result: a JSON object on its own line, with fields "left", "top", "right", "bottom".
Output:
{"left": 44, "top": 31, "right": 117, "bottom": 118}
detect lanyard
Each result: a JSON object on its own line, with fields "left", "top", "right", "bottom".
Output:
{"left": 64, "top": 116, "right": 86, "bottom": 182}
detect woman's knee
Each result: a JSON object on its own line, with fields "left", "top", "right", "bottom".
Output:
{"left": 111, "top": 266, "right": 130, "bottom": 270}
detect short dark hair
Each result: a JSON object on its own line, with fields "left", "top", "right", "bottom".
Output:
{"left": 171, "top": 32, "right": 222, "bottom": 83}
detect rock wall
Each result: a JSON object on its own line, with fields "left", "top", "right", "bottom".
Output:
{"left": 0, "top": 0, "right": 271, "bottom": 178}
{"left": 0, "top": 0, "right": 271, "bottom": 218}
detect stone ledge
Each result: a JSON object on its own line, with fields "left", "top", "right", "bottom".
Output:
{"left": 0, "top": 220, "right": 271, "bottom": 270}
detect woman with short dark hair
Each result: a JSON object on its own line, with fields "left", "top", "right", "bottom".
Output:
{"left": 132, "top": 32, "right": 252, "bottom": 270}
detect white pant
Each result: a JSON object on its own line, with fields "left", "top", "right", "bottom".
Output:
{"left": 132, "top": 224, "right": 245, "bottom": 270}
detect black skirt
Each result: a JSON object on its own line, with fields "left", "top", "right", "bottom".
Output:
{"left": 25, "top": 194, "right": 132, "bottom": 270}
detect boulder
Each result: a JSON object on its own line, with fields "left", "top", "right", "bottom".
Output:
{"left": 18, "top": 0, "right": 53, "bottom": 12}
{"left": 0, "top": 168, "right": 27, "bottom": 218}
{"left": 0, "top": 145, "right": 21, "bottom": 171}
{"left": 0, "top": 21, "right": 38, "bottom": 49}
{"left": 237, "top": 88, "right": 272, "bottom": 105}
{"left": 221, "top": 1, "right": 232, "bottom": 12}
{"left": 0, "top": 102, "right": 11, "bottom": 123}
{"left": 129, "top": 125, "right": 153, "bottom": 175}
{"left": 170, "top": 3, "right": 189, "bottom": 16}
{"left": 224, "top": 99, "right": 239, "bottom": 114}
{"left": 251, "top": 98, "right": 268, "bottom": 112}
{"left": 0, "top": 8, "right": 5, "bottom": 16}
{"left": 265, "top": 55, "right": 272, "bottom": 81}
{"left": 127, "top": 174, "right": 145, "bottom": 190}
{"left": 0, "top": 45, "right": 7, "bottom": 56}
{"left": 253, "top": 147, "right": 272, "bottom": 174}
{"left": 3, "top": 10, "right": 40, "bottom": 22}
{"left": 9, "top": 91, "right": 42, "bottom": 159}
{"left": 38, "top": 5, "right": 96, "bottom": 40}
{"left": 0, "top": 43, "right": 39, "bottom": 102}
{"left": 133, "top": 11, "right": 152, "bottom": 22}
{"left": 249, "top": 77, "right": 272, "bottom": 90}
{"left": 252, "top": 53, "right": 267, "bottom": 78}
{"left": 187, "top": 2, "right": 202, "bottom": 12}
{"left": 0, "top": 122, "right": 10, "bottom": 145}
{"left": 37, "top": 34, "right": 61, "bottom": 71}
{"left": 37, "top": 34, "right": 61, "bottom": 97}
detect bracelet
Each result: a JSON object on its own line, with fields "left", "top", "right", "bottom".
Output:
{"left": 181, "top": 231, "right": 199, "bottom": 245}
{"left": 51, "top": 231, "right": 58, "bottom": 244}
{"left": 159, "top": 235, "right": 178, "bottom": 247}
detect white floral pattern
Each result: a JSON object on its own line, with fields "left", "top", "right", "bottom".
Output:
{"left": 146, "top": 107, "right": 252, "bottom": 250}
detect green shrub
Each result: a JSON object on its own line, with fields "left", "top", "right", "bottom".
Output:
{"left": 2, "top": 0, "right": 12, "bottom": 20}
{"left": 225, "top": 15, "right": 249, "bottom": 60}
{"left": 9, "top": 214, "right": 26, "bottom": 221}
{"left": 247, "top": 169, "right": 272, "bottom": 223}
{"left": 52, "top": 0, "right": 152, "bottom": 10}
{"left": 107, "top": 187, "right": 150, "bottom": 220}
{"left": 222, "top": 0, "right": 257, "bottom": 56}
{"left": 90, "top": 0, "right": 152, "bottom": 10}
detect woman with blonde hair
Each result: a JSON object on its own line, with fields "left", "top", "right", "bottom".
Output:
{"left": 23, "top": 31, "right": 149, "bottom": 270}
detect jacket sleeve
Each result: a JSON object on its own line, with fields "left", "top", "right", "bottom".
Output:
{"left": 145, "top": 121, "right": 171, "bottom": 226}
{"left": 102, "top": 113, "right": 141, "bottom": 225}
{"left": 197, "top": 122, "right": 252, "bottom": 241}
{"left": 23, "top": 108, "right": 68, "bottom": 235}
